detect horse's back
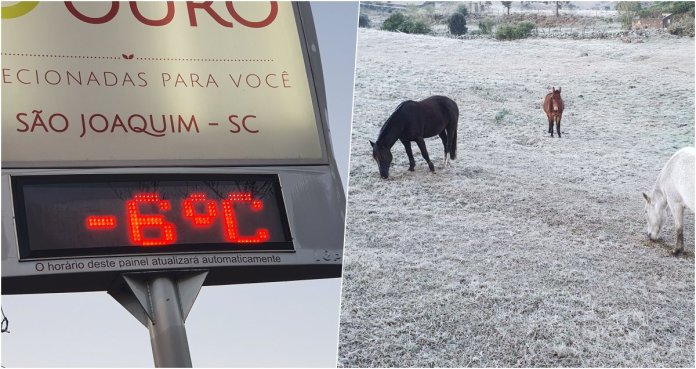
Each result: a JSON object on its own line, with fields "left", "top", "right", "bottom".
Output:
{"left": 421, "top": 95, "right": 458, "bottom": 115}
{"left": 385, "top": 96, "right": 459, "bottom": 140}
{"left": 662, "top": 147, "right": 695, "bottom": 210}
{"left": 418, "top": 95, "right": 459, "bottom": 129}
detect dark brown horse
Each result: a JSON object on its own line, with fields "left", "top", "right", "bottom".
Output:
{"left": 543, "top": 87, "right": 564, "bottom": 138}
{"left": 370, "top": 95, "right": 459, "bottom": 179}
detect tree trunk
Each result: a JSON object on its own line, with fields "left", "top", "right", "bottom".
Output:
{"left": 556, "top": 1, "right": 560, "bottom": 17}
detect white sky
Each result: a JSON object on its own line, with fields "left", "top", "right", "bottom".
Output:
{"left": 0, "top": 2, "right": 358, "bottom": 367}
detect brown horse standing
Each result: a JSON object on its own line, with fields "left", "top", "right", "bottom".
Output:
{"left": 543, "top": 87, "right": 564, "bottom": 138}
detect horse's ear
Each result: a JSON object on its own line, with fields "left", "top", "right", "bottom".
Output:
{"left": 558, "top": 87, "right": 562, "bottom": 93}
{"left": 552, "top": 87, "right": 556, "bottom": 92}
{"left": 642, "top": 192, "right": 651, "bottom": 204}
{"left": 369, "top": 140, "right": 375, "bottom": 148}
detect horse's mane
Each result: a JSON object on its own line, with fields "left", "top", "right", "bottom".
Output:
{"left": 377, "top": 101, "right": 408, "bottom": 142}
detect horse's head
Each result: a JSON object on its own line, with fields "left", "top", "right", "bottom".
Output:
{"left": 642, "top": 191, "right": 665, "bottom": 240}
{"left": 550, "top": 87, "right": 562, "bottom": 112}
{"left": 370, "top": 140, "right": 392, "bottom": 179}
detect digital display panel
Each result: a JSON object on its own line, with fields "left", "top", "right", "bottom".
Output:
{"left": 11, "top": 174, "right": 293, "bottom": 259}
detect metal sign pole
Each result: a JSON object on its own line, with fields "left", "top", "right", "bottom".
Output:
{"left": 109, "top": 271, "right": 208, "bottom": 368}
{"left": 148, "top": 276, "right": 193, "bottom": 367}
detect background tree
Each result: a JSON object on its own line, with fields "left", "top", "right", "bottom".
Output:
{"left": 648, "top": 1, "right": 695, "bottom": 14}
{"left": 456, "top": 4, "right": 469, "bottom": 17}
{"left": 501, "top": 1, "right": 512, "bottom": 15}
{"left": 448, "top": 12, "right": 468, "bottom": 35}
{"left": 670, "top": 1, "right": 696, "bottom": 14}
{"left": 381, "top": 12, "right": 431, "bottom": 35}
{"left": 495, "top": 21, "right": 535, "bottom": 40}
{"left": 381, "top": 12, "right": 406, "bottom": 31}
{"left": 478, "top": 18, "right": 496, "bottom": 34}
{"left": 616, "top": 1, "right": 642, "bottom": 29}
{"left": 554, "top": 1, "right": 571, "bottom": 17}
{"left": 359, "top": 13, "right": 371, "bottom": 28}
{"left": 543, "top": 1, "right": 571, "bottom": 17}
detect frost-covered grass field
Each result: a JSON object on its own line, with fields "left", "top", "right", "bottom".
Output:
{"left": 338, "top": 29, "right": 694, "bottom": 367}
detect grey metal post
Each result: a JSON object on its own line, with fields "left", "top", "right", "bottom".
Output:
{"left": 109, "top": 271, "right": 207, "bottom": 368}
{"left": 148, "top": 276, "right": 192, "bottom": 368}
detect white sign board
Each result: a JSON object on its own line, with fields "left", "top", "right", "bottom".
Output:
{"left": 2, "top": 2, "right": 345, "bottom": 295}
{"left": 1, "top": 1, "right": 325, "bottom": 166}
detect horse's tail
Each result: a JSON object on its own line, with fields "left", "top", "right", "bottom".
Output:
{"left": 447, "top": 99, "right": 459, "bottom": 160}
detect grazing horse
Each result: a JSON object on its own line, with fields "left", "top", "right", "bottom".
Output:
{"left": 369, "top": 95, "right": 459, "bottom": 179}
{"left": 543, "top": 87, "right": 564, "bottom": 138}
{"left": 643, "top": 147, "right": 695, "bottom": 255}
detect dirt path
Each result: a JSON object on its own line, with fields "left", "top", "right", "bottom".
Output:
{"left": 339, "top": 29, "right": 694, "bottom": 367}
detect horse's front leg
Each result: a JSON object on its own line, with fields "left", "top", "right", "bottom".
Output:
{"left": 668, "top": 201, "right": 685, "bottom": 255}
{"left": 548, "top": 116, "right": 554, "bottom": 137}
{"left": 401, "top": 139, "right": 416, "bottom": 171}
{"left": 556, "top": 116, "right": 562, "bottom": 138}
{"left": 415, "top": 138, "right": 435, "bottom": 173}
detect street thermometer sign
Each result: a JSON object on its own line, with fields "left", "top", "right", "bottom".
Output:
{"left": 12, "top": 174, "right": 294, "bottom": 258}
{"left": 1, "top": 1, "right": 345, "bottom": 295}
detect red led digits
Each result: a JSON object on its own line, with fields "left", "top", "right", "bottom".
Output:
{"left": 86, "top": 191, "right": 269, "bottom": 246}
{"left": 86, "top": 216, "right": 117, "bottom": 230}
{"left": 126, "top": 193, "right": 176, "bottom": 246}
{"left": 221, "top": 192, "right": 270, "bottom": 243}
{"left": 182, "top": 193, "right": 218, "bottom": 227}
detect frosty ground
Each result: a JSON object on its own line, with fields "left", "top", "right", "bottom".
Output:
{"left": 338, "top": 29, "right": 694, "bottom": 367}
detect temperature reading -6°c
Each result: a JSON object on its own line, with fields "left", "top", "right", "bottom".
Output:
{"left": 86, "top": 192, "right": 269, "bottom": 246}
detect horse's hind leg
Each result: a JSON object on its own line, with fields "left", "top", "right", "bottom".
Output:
{"left": 401, "top": 139, "right": 416, "bottom": 171}
{"left": 415, "top": 138, "right": 435, "bottom": 173}
{"left": 668, "top": 201, "right": 685, "bottom": 255}
{"left": 438, "top": 131, "right": 449, "bottom": 167}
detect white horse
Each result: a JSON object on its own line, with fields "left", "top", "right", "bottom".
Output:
{"left": 643, "top": 147, "right": 695, "bottom": 255}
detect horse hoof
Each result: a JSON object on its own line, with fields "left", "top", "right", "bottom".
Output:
{"left": 671, "top": 248, "right": 683, "bottom": 256}
{"left": 408, "top": 167, "right": 415, "bottom": 172}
